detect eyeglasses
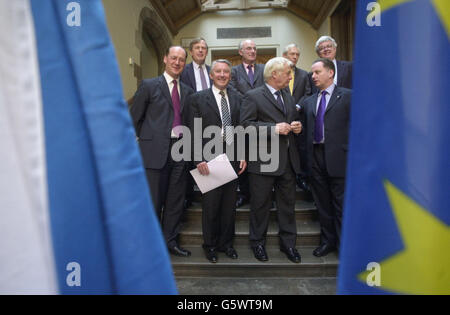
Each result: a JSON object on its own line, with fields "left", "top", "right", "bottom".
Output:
{"left": 318, "top": 44, "right": 334, "bottom": 52}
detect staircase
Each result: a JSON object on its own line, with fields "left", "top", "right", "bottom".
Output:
{"left": 171, "top": 188, "right": 339, "bottom": 293}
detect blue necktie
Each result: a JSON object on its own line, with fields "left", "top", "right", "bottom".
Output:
{"left": 314, "top": 90, "right": 327, "bottom": 143}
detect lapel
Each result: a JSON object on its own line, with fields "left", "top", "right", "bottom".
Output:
{"left": 227, "top": 87, "right": 239, "bottom": 125}
{"left": 253, "top": 64, "right": 263, "bottom": 86}
{"left": 263, "top": 85, "right": 286, "bottom": 116}
{"left": 239, "top": 63, "right": 252, "bottom": 87}
{"left": 293, "top": 67, "right": 301, "bottom": 94}
{"left": 160, "top": 75, "right": 172, "bottom": 108}
{"left": 187, "top": 63, "right": 196, "bottom": 90}
{"left": 325, "top": 86, "right": 340, "bottom": 114}
{"left": 205, "top": 88, "right": 221, "bottom": 122}
{"left": 179, "top": 81, "right": 189, "bottom": 112}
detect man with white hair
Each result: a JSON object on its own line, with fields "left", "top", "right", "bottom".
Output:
{"left": 240, "top": 57, "right": 302, "bottom": 264}
{"left": 313, "top": 36, "right": 353, "bottom": 90}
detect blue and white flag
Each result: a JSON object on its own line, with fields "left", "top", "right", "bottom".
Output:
{"left": 0, "top": 0, "right": 177, "bottom": 295}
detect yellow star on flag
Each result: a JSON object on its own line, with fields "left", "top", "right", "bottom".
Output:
{"left": 376, "top": 0, "right": 450, "bottom": 36}
{"left": 358, "top": 181, "right": 450, "bottom": 294}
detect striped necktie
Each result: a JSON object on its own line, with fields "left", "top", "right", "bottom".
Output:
{"left": 219, "top": 90, "right": 233, "bottom": 145}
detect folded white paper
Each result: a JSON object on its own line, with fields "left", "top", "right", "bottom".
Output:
{"left": 190, "top": 154, "right": 238, "bottom": 194}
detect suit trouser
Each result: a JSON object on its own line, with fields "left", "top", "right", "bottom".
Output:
{"left": 145, "top": 139, "right": 187, "bottom": 248}
{"left": 310, "top": 144, "right": 345, "bottom": 249}
{"left": 202, "top": 178, "right": 238, "bottom": 250}
{"left": 248, "top": 162, "right": 297, "bottom": 249}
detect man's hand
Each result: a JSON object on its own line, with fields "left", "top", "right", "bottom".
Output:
{"left": 238, "top": 160, "right": 247, "bottom": 175}
{"left": 290, "top": 121, "right": 302, "bottom": 134}
{"left": 275, "top": 122, "right": 292, "bottom": 135}
{"left": 197, "top": 162, "right": 209, "bottom": 175}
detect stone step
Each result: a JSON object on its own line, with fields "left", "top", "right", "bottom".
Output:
{"left": 171, "top": 245, "right": 338, "bottom": 278}
{"left": 179, "top": 219, "right": 321, "bottom": 247}
{"left": 184, "top": 200, "right": 318, "bottom": 223}
{"left": 190, "top": 187, "right": 313, "bottom": 202}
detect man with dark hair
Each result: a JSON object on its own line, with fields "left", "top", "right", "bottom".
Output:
{"left": 180, "top": 38, "right": 211, "bottom": 211}
{"left": 186, "top": 59, "right": 246, "bottom": 263}
{"left": 302, "top": 58, "right": 352, "bottom": 257}
{"left": 130, "top": 46, "right": 194, "bottom": 257}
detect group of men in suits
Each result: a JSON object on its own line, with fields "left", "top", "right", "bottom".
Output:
{"left": 130, "top": 35, "right": 352, "bottom": 263}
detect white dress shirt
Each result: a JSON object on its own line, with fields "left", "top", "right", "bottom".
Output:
{"left": 212, "top": 85, "right": 231, "bottom": 136}
{"left": 193, "top": 61, "right": 210, "bottom": 91}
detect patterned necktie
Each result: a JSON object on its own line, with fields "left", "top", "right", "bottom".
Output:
{"left": 198, "top": 65, "right": 208, "bottom": 90}
{"left": 219, "top": 90, "right": 233, "bottom": 145}
{"left": 171, "top": 80, "right": 182, "bottom": 137}
{"left": 247, "top": 64, "right": 254, "bottom": 87}
{"left": 274, "top": 90, "right": 286, "bottom": 115}
{"left": 314, "top": 90, "right": 327, "bottom": 143}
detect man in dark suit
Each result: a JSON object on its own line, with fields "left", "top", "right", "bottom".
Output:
{"left": 310, "top": 36, "right": 353, "bottom": 93}
{"left": 240, "top": 57, "right": 302, "bottom": 264}
{"left": 230, "top": 39, "right": 265, "bottom": 208}
{"left": 187, "top": 59, "right": 247, "bottom": 263}
{"left": 282, "top": 43, "right": 313, "bottom": 196}
{"left": 130, "top": 46, "right": 194, "bottom": 257}
{"left": 180, "top": 37, "right": 211, "bottom": 93}
{"left": 180, "top": 38, "right": 211, "bottom": 211}
{"left": 302, "top": 58, "right": 351, "bottom": 257}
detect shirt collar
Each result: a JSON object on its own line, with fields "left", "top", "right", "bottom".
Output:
{"left": 163, "top": 71, "right": 178, "bottom": 84}
{"left": 192, "top": 61, "right": 205, "bottom": 70}
{"left": 265, "top": 83, "right": 279, "bottom": 96}
{"left": 212, "top": 84, "right": 226, "bottom": 96}
{"left": 320, "top": 83, "right": 336, "bottom": 96}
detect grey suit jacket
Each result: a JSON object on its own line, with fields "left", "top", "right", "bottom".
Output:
{"left": 130, "top": 75, "right": 194, "bottom": 169}
{"left": 230, "top": 63, "right": 265, "bottom": 98}
{"left": 302, "top": 86, "right": 351, "bottom": 177}
{"left": 240, "top": 84, "right": 301, "bottom": 176}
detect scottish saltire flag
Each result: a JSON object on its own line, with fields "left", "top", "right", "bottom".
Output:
{"left": 0, "top": 0, "right": 177, "bottom": 294}
{"left": 338, "top": 0, "right": 450, "bottom": 294}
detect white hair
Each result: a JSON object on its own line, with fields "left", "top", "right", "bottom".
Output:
{"left": 315, "top": 36, "right": 337, "bottom": 53}
{"left": 282, "top": 43, "right": 299, "bottom": 55}
{"left": 263, "top": 57, "right": 292, "bottom": 82}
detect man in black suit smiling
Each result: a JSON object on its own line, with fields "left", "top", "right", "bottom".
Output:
{"left": 302, "top": 58, "right": 352, "bottom": 257}
{"left": 187, "top": 59, "right": 247, "bottom": 263}
{"left": 130, "top": 46, "right": 194, "bottom": 258}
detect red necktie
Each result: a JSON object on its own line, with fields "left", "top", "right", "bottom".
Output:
{"left": 171, "top": 80, "right": 182, "bottom": 137}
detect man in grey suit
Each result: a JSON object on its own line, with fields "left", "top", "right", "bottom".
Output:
{"left": 282, "top": 43, "right": 313, "bottom": 196}
{"left": 240, "top": 57, "right": 302, "bottom": 264}
{"left": 230, "top": 39, "right": 265, "bottom": 208}
{"left": 302, "top": 58, "right": 351, "bottom": 257}
{"left": 130, "top": 46, "right": 194, "bottom": 257}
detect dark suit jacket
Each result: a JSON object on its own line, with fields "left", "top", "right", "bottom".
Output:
{"left": 186, "top": 86, "right": 242, "bottom": 171}
{"left": 240, "top": 84, "right": 301, "bottom": 176}
{"left": 180, "top": 62, "right": 211, "bottom": 92}
{"left": 309, "top": 60, "right": 353, "bottom": 94}
{"left": 291, "top": 66, "right": 312, "bottom": 105}
{"left": 230, "top": 63, "right": 265, "bottom": 98}
{"left": 130, "top": 75, "right": 194, "bottom": 169}
{"left": 302, "top": 86, "right": 351, "bottom": 178}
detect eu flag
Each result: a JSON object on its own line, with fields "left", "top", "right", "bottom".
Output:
{"left": 338, "top": 0, "right": 450, "bottom": 294}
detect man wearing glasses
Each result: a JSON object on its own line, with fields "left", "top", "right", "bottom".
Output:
{"left": 312, "top": 36, "right": 353, "bottom": 92}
